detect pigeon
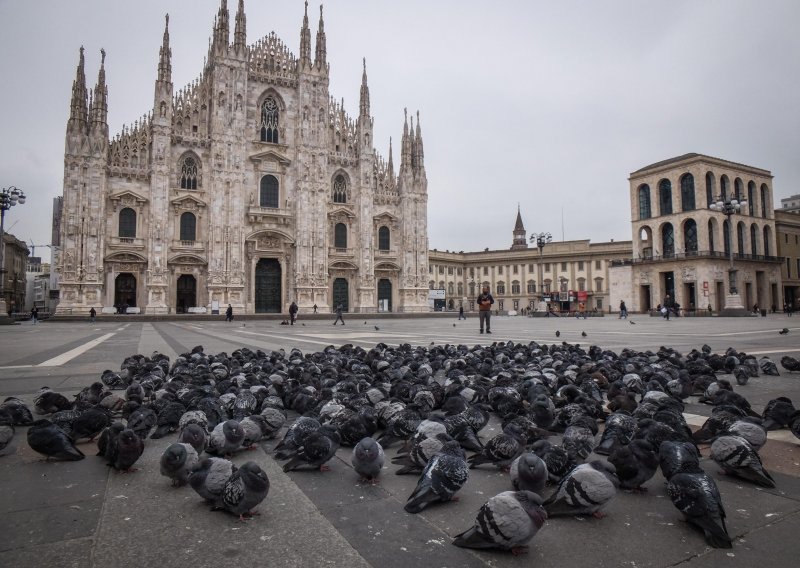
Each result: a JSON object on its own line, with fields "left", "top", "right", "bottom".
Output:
{"left": 274, "top": 416, "right": 321, "bottom": 460}
{"left": 468, "top": 424, "right": 526, "bottom": 470}
{"left": 710, "top": 435, "right": 775, "bottom": 488}
{"left": 555, "top": 331, "right": 560, "bottom": 338}
{"left": 722, "top": 420, "right": 767, "bottom": 451}
{"left": 178, "top": 423, "right": 208, "bottom": 454}
{"left": 543, "top": 460, "right": 618, "bottom": 518}
{"left": 392, "top": 432, "right": 453, "bottom": 475}
{"left": 452, "top": 490, "right": 548, "bottom": 555}
{"left": 282, "top": 424, "right": 341, "bottom": 472}
{"left": 110, "top": 428, "right": 144, "bottom": 472}
{"left": 150, "top": 401, "right": 186, "bottom": 439}
{"left": 190, "top": 457, "right": 237, "bottom": 508}
{"left": 240, "top": 415, "right": 269, "bottom": 448}
{"left": 26, "top": 419, "right": 84, "bottom": 461}
{"left": 351, "top": 436, "right": 385, "bottom": 483}
{"left": 1, "top": 397, "right": 34, "bottom": 425}
{"left": 0, "top": 423, "right": 16, "bottom": 457}
{"left": 374, "top": 326, "right": 380, "bottom": 331}
{"left": 160, "top": 442, "right": 199, "bottom": 486}
{"left": 562, "top": 424, "right": 596, "bottom": 462}
{"left": 779, "top": 328, "right": 789, "bottom": 335}
{"left": 207, "top": 420, "right": 246, "bottom": 457}
{"left": 658, "top": 440, "right": 702, "bottom": 479}
{"left": 666, "top": 471, "right": 732, "bottom": 549}
{"left": 33, "top": 387, "right": 72, "bottom": 415}
{"left": 97, "top": 422, "right": 125, "bottom": 460}
{"left": 531, "top": 440, "right": 575, "bottom": 484}
{"left": 581, "top": 331, "right": 587, "bottom": 337}
{"left": 762, "top": 397, "right": 796, "bottom": 430}
{"left": 629, "top": 320, "right": 636, "bottom": 324}
{"left": 781, "top": 355, "right": 800, "bottom": 373}
{"left": 595, "top": 412, "right": 636, "bottom": 455}
{"left": 70, "top": 408, "right": 110, "bottom": 442}
{"left": 177, "top": 410, "right": 209, "bottom": 432}
{"left": 608, "top": 440, "right": 659, "bottom": 491}
{"left": 222, "top": 461, "right": 270, "bottom": 521}
{"left": 127, "top": 407, "right": 157, "bottom": 440}
{"left": 404, "top": 440, "right": 469, "bottom": 514}
{"left": 509, "top": 452, "right": 548, "bottom": 494}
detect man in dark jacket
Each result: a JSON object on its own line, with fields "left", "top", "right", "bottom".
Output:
{"left": 477, "top": 286, "right": 494, "bottom": 334}
{"left": 289, "top": 301, "right": 298, "bottom": 325}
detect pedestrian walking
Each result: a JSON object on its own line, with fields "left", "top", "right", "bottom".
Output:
{"left": 477, "top": 286, "right": 494, "bottom": 334}
{"left": 30, "top": 306, "right": 38, "bottom": 324}
{"left": 619, "top": 300, "right": 627, "bottom": 319}
{"left": 333, "top": 304, "right": 345, "bottom": 325}
{"left": 89, "top": 307, "right": 96, "bottom": 323}
{"left": 577, "top": 302, "right": 586, "bottom": 319}
{"left": 313, "top": 303, "right": 318, "bottom": 314}
{"left": 225, "top": 304, "right": 233, "bottom": 322}
{"left": 458, "top": 305, "right": 466, "bottom": 320}
{"left": 663, "top": 295, "right": 672, "bottom": 321}
{"left": 289, "top": 301, "right": 298, "bottom": 325}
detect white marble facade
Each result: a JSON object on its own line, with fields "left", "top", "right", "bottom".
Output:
{"left": 56, "top": 1, "right": 430, "bottom": 315}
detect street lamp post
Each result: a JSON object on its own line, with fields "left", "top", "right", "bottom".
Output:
{"left": 709, "top": 193, "right": 747, "bottom": 315}
{"left": 530, "top": 232, "right": 552, "bottom": 312}
{"left": 1, "top": 186, "right": 27, "bottom": 324}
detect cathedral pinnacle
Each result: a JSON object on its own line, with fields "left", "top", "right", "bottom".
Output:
{"left": 314, "top": 4, "right": 327, "bottom": 72}
{"left": 69, "top": 46, "right": 89, "bottom": 127}
{"left": 213, "top": 0, "right": 230, "bottom": 56}
{"left": 359, "top": 58, "right": 370, "bottom": 117}
{"left": 234, "top": 0, "right": 246, "bottom": 54}
{"left": 90, "top": 48, "right": 108, "bottom": 128}
{"left": 158, "top": 14, "right": 172, "bottom": 84}
{"left": 299, "top": 1, "right": 312, "bottom": 68}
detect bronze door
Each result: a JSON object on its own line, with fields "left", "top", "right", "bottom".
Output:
{"left": 332, "top": 278, "right": 349, "bottom": 312}
{"left": 255, "top": 259, "right": 281, "bottom": 313}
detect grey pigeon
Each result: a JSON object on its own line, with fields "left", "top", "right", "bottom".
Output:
{"left": 453, "top": 490, "right": 547, "bottom": 555}
{"left": 543, "top": 460, "right": 618, "bottom": 518}
{"left": 150, "top": 401, "right": 186, "bottom": 439}
{"left": 722, "top": 420, "right": 767, "bottom": 451}
{"left": 178, "top": 410, "right": 209, "bottom": 432}
{"left": 111, "top": 428, "right": 144, "bottom": 472}
{"left": 258, "top": 406, "right": 287, "bottom": 439}
{"left": 282, "top": 424, "right": 341, "bottom": 472}
{"left": 608, "top": 440, "right": 659, "bottom": 491}
{"left": 595, "top": 412, "right": 636, "bottom": 455}
{"left": 0, "top": 423, "right": 16, "bottom": 457}
{"left": 710, "top": 435, "right": 775, "bottom": 488}
{"left": 274, "top": 416, "right": 321, "bottom": 460}
{"left": 160, "top": 442, "right": 199, "bottom": 486}
{"left": 666, "top": 472, "right": 732, "bottom": 548}
{"left": 468, "top": 424, "right": 526, "bottom": 470}
{"left": 189, "top": 457, "right": 237, "bottom": 508}
{"left": 97, "top": 422, "right": 125, "bottom": 460}
{"left": 222, "top": 461, "right": 270, "bottom": 521}
{"left": 658, "top": 440, "right": 702, "bottom": 479}
{"left": 404, "top": 440, "right": 469, "bottom": 514}
{"left": 240, "top": 415, "right": 269, "bottom": 448}
{"left": 509, "top": 452, "right": 548, "bottom": 494}
{"left": 351, "top": 436, "right": 385, "bottom": 483}
{"left": 26, "top": 419, "right": 84, "bottom": 461}
{"left": 392, "top": 432, "right": 453, "bottom": 475}
{"left": 179, "top": 423, "right": 208, "bottom": 454}
{"left": 531, "top": 440, "right": 575, "bottom": 484}
{"left": 70, "top": 408, "right": 110, "bottom": 442}
{"left": 1, "top": 397, "right": 34, "bottom": 425}
{"left": 127, "top": 407, "right": 157, "bottom": 440}
{"left": 207, "top": 420, "right": 246, "bottom": 457}
{"left": 562, "top": 424, "right": 596, "bottom": 462}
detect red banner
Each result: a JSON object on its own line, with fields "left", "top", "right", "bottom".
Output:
{"left": 577, "top": 291, "right": 588, "bottom": 302}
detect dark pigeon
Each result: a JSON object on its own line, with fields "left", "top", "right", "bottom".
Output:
{"left": 666, "top": 471, "right": 732, "bottom": 549}
{"left": 351, "top": 436, "right": 385, "bottom": 483}
{"left": 160, "top": 442, "right": 199, "bottom": 486}
{"left": 189, "top": 457, "right": 237, "bottom": 508}
{"left": 282, "top": 424, "right": 341, "bottom": 472}
{"left": 222, "top": 461, "right": 270, "bottom": 521}
{"left": 111, "top": 428, "right": 144, "bottom": 472}
{"left": 26, "top": 419, "right": 84, "bottom": 461}
{"left": 608, "top": 440, "right": 659, "bottom": 491}
{"left": 509, "top": 452, "right": 548, "bottom": 494}
{"left": 404, "top": 440, "right": 469, "bottom": 514}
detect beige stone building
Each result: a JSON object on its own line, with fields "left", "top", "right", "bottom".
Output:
{"left": 615, "top": 154, "right": 782, "bottom": 314}
{"left": 55, "top": 1, "right": 429, "bottom": 315}
{"left": 428, "top": 210, "right": 632, "bottom": 314}
{"left": 775, "top": 210, "right": 800, "bottom": 309}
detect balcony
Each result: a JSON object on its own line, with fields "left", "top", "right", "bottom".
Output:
{"left": 376, "top": 248, "right": 398, "bottom": 257}
{"left": 611, "top": 250, "right": 783, "bottom": 266}
{"left": 329, "top": 246, "right": 355, "bottom": 258}
{"left": 171, "top": 240, "right": 205, "bottom": 252}
{"left": 247, "top": 205, "right": 293, "bottom": 228}
{"left": 108, "top": 236, "right": 145, "bottom": 249}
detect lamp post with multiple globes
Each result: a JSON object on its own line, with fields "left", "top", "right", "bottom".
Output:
{"left": 530, "top": 232, "right": 552, "bottom": 312}
{"left": 1, "top": 186, "right": 27, "bottom": 323}
{"left": 709, "top": 193, "right": 748, "bottom": 315}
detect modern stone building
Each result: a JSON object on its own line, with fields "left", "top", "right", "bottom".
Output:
{"left": 780, "top": 194, "right": 800, "bottom": 214}
{"left": 0, "top": 233, "right": 29, "bottom": 315}
{"left": 428, "top": 210, "right": 632, "bottom": 314}
{"left": 613, "top": 154, "right": 782, "bottom": 314}
{"left": 775, "top": 210, "right": 800, "bottom": 309}
{"left": 55, "top": 1, "right": 429, "bottom": 315}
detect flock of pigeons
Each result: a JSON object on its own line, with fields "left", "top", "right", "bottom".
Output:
{"left": 1, "top": 340, "right": 800, "bottom": 555}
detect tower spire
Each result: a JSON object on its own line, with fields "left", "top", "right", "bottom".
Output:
{"left": 234, "top": 0, "right": 246, "bottom": 53}
{"left": 314, "top": 4, "right": 327, "bottom": 72}
{"left": 213, "top": 0, "right": 230, "bottom": 56}
{"left": 359, "top": 58, "right": 370, "bottom": 117}
{"left": 90, "top": 48, "right": 108, "bottom": 128}
{"left": 158, "top": 14, "right": 172, "bottom": 83}
{"left": 511, "top": 205, "right": 528, "bottom": 250}
{"left": 414, "top": 110, "right": 424, "bottom": 169}
{"left": 299, "top": 1, "right": 312, "bottom": 68}
{"left": 68, "top": 46, "right": 89, "bottom": 129}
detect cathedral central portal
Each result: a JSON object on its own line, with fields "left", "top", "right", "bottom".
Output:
{"left": 255, "top": 258, "right": 282, "bottom": 313}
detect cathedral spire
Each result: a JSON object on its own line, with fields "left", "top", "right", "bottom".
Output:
{"left": 233, "top": 0, "right": 246, "bottom": 54}
{"left": 387, "top": 137, "right": 394, "bottom": 175}
{"left": 299, "top": 1, "right": 312, "bottom": 69}
{"left": 359, "top": 58, "right": 370, "bottom": 117}
{"left": 158, "top": 14, "right": 172, "bottom": 84}
{"left": 213, "top": 0, "right": 230, "bottom": 56}
{"left": 414, "top": 110, "right": 424, "bottom": 169}
{"left": 68, "top": 46, "right": 89, "bottom": 128}
{"left": 314, "top": 4, "right": 327, "bottom": 72}
{"left": 90, "top": 48, "right": 108, "bottom": 128}
{"left": 401, "top": 108, "right": 411, "bottom": 164}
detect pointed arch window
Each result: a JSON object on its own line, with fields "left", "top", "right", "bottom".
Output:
{"left": 638, "top": 184, "right": 651, "bottom": 219}
{"left": 378, "top": 226, "right": 390, "bottom": 251}
{"left": 259, "top": 96, "right": 279, "bottom": 143}
{"left": 658, "top": 179, "right": 672, "bottom": 215}
{"left": 180, "top": 212, "right": 196, "bottom": 241}
{"left": 661, "top": 223, "right": 674, "bottom": 257}
{"left": 684, "top": 219, "right": 698, "bottom": 253}
{"left": 334, "top": 223, "right": 347, "bottom": 248}
{"left": 333, "top": 175, "right": 347, "bottom": 203}
{"left": 180, "top": 156, "right": 199, "bottom": 189}
{"left": 119, "top": 208, "right": 136, "bottom": 238}
{"left": 680, "top": 174, "right": 695, "bottom": 211}
{"left": 260, "top": 175, "right": 279, "bottom": 208}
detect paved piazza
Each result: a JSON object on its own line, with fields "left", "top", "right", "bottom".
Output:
{"left": 1, "top": 314, "right": 799, "bottom": 567}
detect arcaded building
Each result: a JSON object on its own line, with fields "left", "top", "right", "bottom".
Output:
{"left": 55, "top": 1, "right": 429, "bottom": 315}
{"left": 616, "top": 154, "right": 782, "bottom": 313}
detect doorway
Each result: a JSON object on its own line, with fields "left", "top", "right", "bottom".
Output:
{"left": 332, "top": 278, "right": 349, "bottom": 312}
{"left": 176, "top": 275, "right": 196, "bottom": 313}
{"left": 255, "top": 259, "right": 282, "bottom": 313}
{"left": 639, "top": 285, "right": 651, "bottom": 312}
{"left": 662, "top": 271, "right": 675, "bottom": 303}
{"left": 683, "top": 282, "right": 696, "bottom": 311}
{"left": 377, "top": 278, "right": 392, "bottom": 312}
{"left": 114, "top": 273, "right": 137, "bottom": 308}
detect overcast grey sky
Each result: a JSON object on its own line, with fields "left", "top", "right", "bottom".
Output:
{"left": 1, "top": 0, "right": 798, "bottom": 264}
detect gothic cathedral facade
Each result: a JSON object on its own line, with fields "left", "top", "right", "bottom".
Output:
{"left": 56, "top": 1, "right": 430, "bottom": 315}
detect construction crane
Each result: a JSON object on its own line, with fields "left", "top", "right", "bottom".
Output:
{"left": 29, "top": 240, "right": 51, "bottom": 257}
